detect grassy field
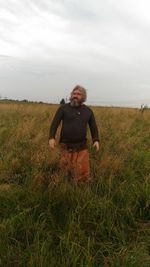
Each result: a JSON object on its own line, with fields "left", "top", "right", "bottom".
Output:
{"left": 0, "top": 102, "right": 150, "bottom": 267}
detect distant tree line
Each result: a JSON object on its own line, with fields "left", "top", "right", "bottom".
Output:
{"left": 0, "top": 98, "right": 46, "bottom": 104}
{"left": 0, "top": 96, "right": 149, "bottom": 109}
{"left": 0, "top": 97, "right": 67, "bottom": 105}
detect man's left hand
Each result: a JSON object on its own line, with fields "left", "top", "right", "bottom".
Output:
{"left": 93, "top": 141, "right": 100, "bottom": 151}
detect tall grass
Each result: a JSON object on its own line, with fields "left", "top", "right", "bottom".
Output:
{"left": 0, "top": 102, "right": 150, "bottom": 266}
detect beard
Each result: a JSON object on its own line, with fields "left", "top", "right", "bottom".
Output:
{"left": 70, "top": 98, "right": 83, "bottom": 107}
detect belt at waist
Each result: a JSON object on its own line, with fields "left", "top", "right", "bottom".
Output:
{"left": 60, "top": 142, "right": 87, "bottom": 152}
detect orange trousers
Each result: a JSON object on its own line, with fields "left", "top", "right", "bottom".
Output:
{"left": 60, "top": 149, "right": 90, "bottom": 183}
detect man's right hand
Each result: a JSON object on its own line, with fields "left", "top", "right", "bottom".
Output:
{"left": 49, "top": 138, "right": 56, "bottom": 149}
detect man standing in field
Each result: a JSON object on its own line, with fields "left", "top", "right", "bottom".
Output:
{"left": 49, "top": 85, "right": 100, "bottom": 183}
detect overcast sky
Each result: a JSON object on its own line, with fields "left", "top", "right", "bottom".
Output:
{"left": 0, "top": 0, "right": 150, "bottom": 107}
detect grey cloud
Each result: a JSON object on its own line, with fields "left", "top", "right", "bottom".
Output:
{"left": 0, "top": 55, "right": 64, "bottom": 78}
{"left": 0, "top": 0, "right": 38, "bottom": 18}
{"left": 0, "top": 32, "right": 18, "bottom": 44}
{"left": 0, "top": 0, "right": 150, "bottom": 106}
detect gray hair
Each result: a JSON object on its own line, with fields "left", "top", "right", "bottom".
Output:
{"left": 71, "top": 85, "right": 87, "bottom": 102}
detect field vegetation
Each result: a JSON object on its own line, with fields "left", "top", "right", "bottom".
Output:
{"left": 0, "top": 102, "right": 150, "bottom": 266}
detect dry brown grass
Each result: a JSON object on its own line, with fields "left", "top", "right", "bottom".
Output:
{"left": 0, "top": 102, "right": 150, "bottom": 267}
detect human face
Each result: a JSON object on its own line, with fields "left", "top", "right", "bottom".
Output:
{"left": 71, "top": 89, "right": 83, "bottom": 104}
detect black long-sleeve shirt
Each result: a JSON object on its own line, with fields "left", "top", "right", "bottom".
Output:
{"left": 49, "top": 103, "right": 99, "bottom": 150}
